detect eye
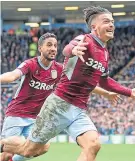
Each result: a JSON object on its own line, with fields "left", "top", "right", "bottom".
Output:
{"left": 54, "top": 44, "right": 57, "bottom": 48}
{"left": 47, "top": 43, "right": 52, "bottom": 47}
{"left": 104, "top": 20, "right": 110, "bottom": 23}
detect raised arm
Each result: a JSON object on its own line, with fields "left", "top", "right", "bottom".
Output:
{"left": 63, "top": 35, "right": 88, "bottom": 62}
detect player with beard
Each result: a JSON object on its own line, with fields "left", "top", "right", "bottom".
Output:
{"left": 0, "top": 32, "right": 63, "bottom": 161}
{"left": 1, "top": 6, "right": 135, "bottom": 161}
{"left": 0, "top": 31, "right": 121, "bottom": 161}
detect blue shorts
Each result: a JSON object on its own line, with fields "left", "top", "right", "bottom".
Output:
{"left": 1, "top": 116, "right": 35, "bottom": 139}
{"left": 28, "top": 93, "right": 97, "bottom": 143}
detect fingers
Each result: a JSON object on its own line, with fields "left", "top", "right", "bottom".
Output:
{"left": 79, "top": 42, "right": 89, "bottom": 47}
{"left": 76, "top": 51, "right": 85, "bottom": 56}
{"left": 78, "top": 55, "right": 85, "bottom": 63}
{"left": 0, "top": 152, "right": 13, "bottom": 161}
{"left": 77, "top": 46, "right": 87, "bottom": 51}
{"left": 117, "top": 95, "right": 123, "bottom": 101}
{"left": 72, "top": 35, "right": 88, "bottom": 62}
{"left": 109, "top": 93, "right": 123, "bottom": 106}
{"left": 76, "top": 50, "right": 85, "bottom": 62}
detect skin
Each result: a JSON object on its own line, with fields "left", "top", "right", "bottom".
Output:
{"left": 64, "top": 12, "right": 135, "bottom": 161}
{"left": 0, "top": 37, "right": 58, "bottom": 83}
{"left": 75, "top": 12, "right": 115, "bottom": 161}
{"left": 38, "top": 37, "right": 58, "bottom": 66}
{"left": 91, "top": 13, "right": 115, "bottom": 43}
{"left": 1, "top": 14, "right": 135, "bottom": 161}
{"left": 0, "top": 36, "right": 58, "bottom": 160}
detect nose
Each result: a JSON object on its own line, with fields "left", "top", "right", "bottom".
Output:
{"left": 109, "top": 22, "right": 114, "bottom": 28}
{"left": 51, "top": 45, "right": 57, "bottom": 51}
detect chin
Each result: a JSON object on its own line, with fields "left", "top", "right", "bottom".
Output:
{"left": 47, "top": 57, "right": 55, "bottom": 61}
{"left": 106, "top": 35, "right": 114, "bottom": 41}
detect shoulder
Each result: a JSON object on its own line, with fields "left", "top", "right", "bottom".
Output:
{"left": 74, "top": 35, "right": 85, "bottom": 41}
{"left": 21, "top": 57, "right": 38, "bottom": 70}
{"left": 19, "top": 57, "right": 38, "bottom": 72}
{"left": 53, "top": 61, "right": 63, "bottom": 69}
{"left": 74, "top": 34, "right": 93, "bottom": 42}
{"left": 24, "top": 57, "right": 38, "bottom": 65}
{"left": 85, "top": 34, "right": 93, "bottom": 42}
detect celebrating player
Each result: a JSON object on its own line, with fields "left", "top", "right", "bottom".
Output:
{"left": 0, "top": 31, "right": 121, "bottom": 161}
{"left": 0, "top": 32, "right": 63, "bottom": 161}
{"left": 1, "top": 6, "right": 135, "bottom": 161}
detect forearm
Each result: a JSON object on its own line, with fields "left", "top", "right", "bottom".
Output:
{"left": 92, "top": 86, "right": 109, "bottom": 98}
{"left": 0, "top": 72, "right": 16, "bottom": 83}
{"left": 99, "top": 77, "right": 132, "bottom": 97}
{"left": 0, "top": 70, "right": 22, "bottom": 83}
{"left": 2, "top": 137, "right": 49, "bottom": 157}
{"left": 1, "top": 137, "right": 26, "bottom": 155}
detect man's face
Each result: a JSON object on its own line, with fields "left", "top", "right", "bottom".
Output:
{"left": 93, "top": 13, "right": 115, "bottom": 42}
{"left": 39, "top": 37, "right": 57, "bottom": 61}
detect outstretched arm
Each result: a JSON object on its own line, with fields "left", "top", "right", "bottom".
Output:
{"left": 63, "top": 35, "right": 88, "bottom": 62}
{"left": 0, "top": 61, "right": 31, "bottom": 83}
{"left": 0, "top": 69, "right": 22, "bottom": 83}
{"left": 99, "top": 76, "right": 135, "bottom": 99}
{"left": 92, "top": 86, "right": 122, "bottom": 105}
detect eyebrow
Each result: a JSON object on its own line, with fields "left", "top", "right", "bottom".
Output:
{"left": 47, "top": 42, "right": 57, "bottom": 45}
{"left": 103, "top": 18, "right": 114, "bottom": 22}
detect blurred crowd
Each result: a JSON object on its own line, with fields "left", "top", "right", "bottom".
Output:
{"left": 1, "top": 26, "right": 135, "bottom": 134}
{"left": 2, "top": 26, "right": 135, "bottom": 74}
{"left": 88, "top": 83, "right": 135, "bottom": 135}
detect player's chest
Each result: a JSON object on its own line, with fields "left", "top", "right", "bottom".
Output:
{"left": 88, "top": 44, "right": 108, "bottom": 62}
{"left": 30, "top": 68, "right": 58, "bottom": 81}
{"left": 84, "top": 45, "right": 108, "bottom": 73}
{"left": 28, "top": 69, "right": 58, "bottom": 89}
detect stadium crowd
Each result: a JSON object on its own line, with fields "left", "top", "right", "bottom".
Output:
{"left": 1, "top": 26, "right": 135, "bottom": 134}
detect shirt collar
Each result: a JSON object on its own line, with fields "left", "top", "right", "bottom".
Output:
{"left": 90, "top": 33, "right": 105, "bottom": 48}
{"left": 37, "top": 56, "right": 52, "bottom": 70}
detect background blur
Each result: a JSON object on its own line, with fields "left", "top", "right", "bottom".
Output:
{"left": 1, "top": 1, "right": 135, "bottom": 145}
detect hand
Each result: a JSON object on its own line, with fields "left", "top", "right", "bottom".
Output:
{"left": 106, "top": 92, "right": 123, "bottom": 106}
{"left": 1, "top": 136, "right": 26, "bottom": 154}
{"left": 131, "top": 88, "right": 135, "bottom": 99}
{"left": 0, "top": 152, "right": 13, "bottom": 161}
{"left": 72, "top": 36, "right": 88, "bottom": 62}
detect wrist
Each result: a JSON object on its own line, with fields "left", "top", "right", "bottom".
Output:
{"left": 103, "top": 91, "right": 110, "bottom": 98}
{"left": 72, "top": 46, "right": 76, "bottom": 56}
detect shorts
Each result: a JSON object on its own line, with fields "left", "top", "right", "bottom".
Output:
{"left": 28, "top": 93, "right": 97, "bottom": 143}
{"left": 1, "top": 116, "right": 35, "bottom": 139}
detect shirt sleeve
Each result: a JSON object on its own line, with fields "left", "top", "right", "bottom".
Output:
{"left": 63, "top": 35, "right": 85, "bottom": 58}
{"left": 99, "top": 76, "right": 132, "bottom": 97}
{"left": 17, "top": 61, "right": 30, "bottom": 75}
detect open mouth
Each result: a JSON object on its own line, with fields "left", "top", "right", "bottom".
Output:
{"left": 50, "top": 54, "right": 56, "bottom": 57}
{"left": 106, "top": 30, "right": 114, "bottom": 34}
{"left": 49, "top": 52, "right": 56, "bottom": 56}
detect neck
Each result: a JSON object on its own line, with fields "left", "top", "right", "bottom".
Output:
{"left": 91, "top": 31, "right": 107, "bottom": 45}
{"left": 39, "top": 56, "right": 52, "bottom": 67}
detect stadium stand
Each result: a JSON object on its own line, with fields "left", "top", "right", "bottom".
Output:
{"left": 1, "top": 26, "right": 135, "bottom": 134}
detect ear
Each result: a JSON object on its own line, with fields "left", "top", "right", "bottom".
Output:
{"left": 38, "top": 46, "right": 41, "bottom": 53}
{"left": 91, "top": 24, "right": 96, "bottom": 31}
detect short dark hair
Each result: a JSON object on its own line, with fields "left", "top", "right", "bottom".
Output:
{"left": 83, "top": 6, "right": 111, "bottom": 29}
{"left": 38, "top": 32, "right": 57, "bottom": 46}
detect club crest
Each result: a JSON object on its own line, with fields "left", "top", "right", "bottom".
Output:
{"left": 51, "top": 70, "right": 57, "bottom": 79}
